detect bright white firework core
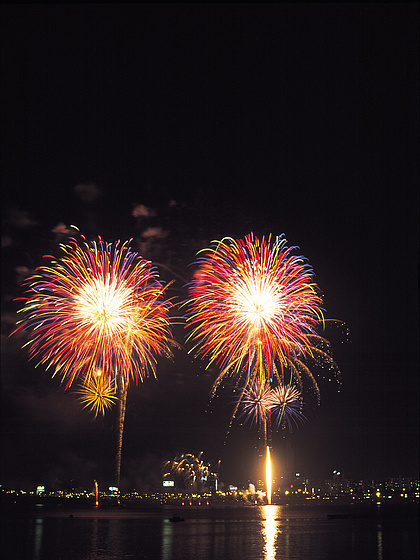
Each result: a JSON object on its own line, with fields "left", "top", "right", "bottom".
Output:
{"left": 232, "top": 277, "right": 280, "bottom": 329}
{"left": 73, "top": 275, "right": 132, "bottom": 336}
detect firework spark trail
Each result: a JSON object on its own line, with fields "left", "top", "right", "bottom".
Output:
{"left": 13, "top": 236, "right": 173, "bottom": 390}
{"left": 266, "top": 446, "right": 272, "bottom": 505}
{"left": 186, "top": 233, "right": 338, "bottom": 401}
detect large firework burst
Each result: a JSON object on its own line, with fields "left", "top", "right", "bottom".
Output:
{"left": 186, "top": 233, "right": 339, "bottom": 401}
{"left": 14, "top": 236, "right": 173, "bottom": 390}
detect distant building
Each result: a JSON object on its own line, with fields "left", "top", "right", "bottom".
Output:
{"left": 325, "top": 470, "right": 349, "bottom": 497}
{"left": 207, "top": 474, "right": 218, "bottom": 494}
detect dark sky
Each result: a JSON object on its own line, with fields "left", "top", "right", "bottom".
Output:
{"left": 1, "top": 4, "right": 418, "bottom": 492}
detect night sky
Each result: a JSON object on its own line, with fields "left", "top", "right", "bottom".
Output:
{"left": 1, "top": 4, "right": 418, "bottom": 492}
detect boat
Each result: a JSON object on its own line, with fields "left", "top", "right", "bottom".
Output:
{"left": 169, "top": 514, "right": 185, "bottom": 522}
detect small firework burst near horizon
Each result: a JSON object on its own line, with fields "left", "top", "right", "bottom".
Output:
{"left": 162, "top": 452, "right": 210, "bottom": 491}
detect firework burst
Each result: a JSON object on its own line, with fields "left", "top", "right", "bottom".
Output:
{"left": 268, "top": 384, "right": 306, "bottom": 432}
{"left": 14, "top": 236, "right": 173, "bottom": 390}
{"left": 163, "top": 452, "right": 210, "bottom": 490}
{"left": 186, "top": 233, "right": 339, "bottom": 401}
{"left": 77, "top": 370, "right": 118, "bottom": 417}
{"left": 236, "top": 379, "right": 306, "bottom": 433}
{"left": 237, "top": 379, "right": 272, "bottom": 427}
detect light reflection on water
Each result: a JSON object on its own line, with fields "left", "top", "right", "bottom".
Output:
{"left": 33, "top": 518, "right": 43, "bottom": 560}
{"left": 260, "top": 505, "right": 281, "bottom": 560}
{"left": 377, "top": 523, "right": 383, "bottom": 560}
{"left": 1, "top": 503, "right": 417, "bottom": 560}
{"left": 161, "top": 520, "right": 173, "bottom": 560}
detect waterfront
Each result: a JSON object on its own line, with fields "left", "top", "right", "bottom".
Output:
{"left": 2, "top": 501, "right": 418, "bottom": 560}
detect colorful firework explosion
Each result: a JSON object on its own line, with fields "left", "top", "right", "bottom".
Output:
{"left": 186, "top": 233, "right": 339, "bottom": 401}
{"left": 14, "top": 236, "right": 173, "bottom": 390}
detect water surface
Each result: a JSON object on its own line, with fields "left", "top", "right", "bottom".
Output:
{"left": 2, "top": 502, "right": 418, "bottom": 559}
